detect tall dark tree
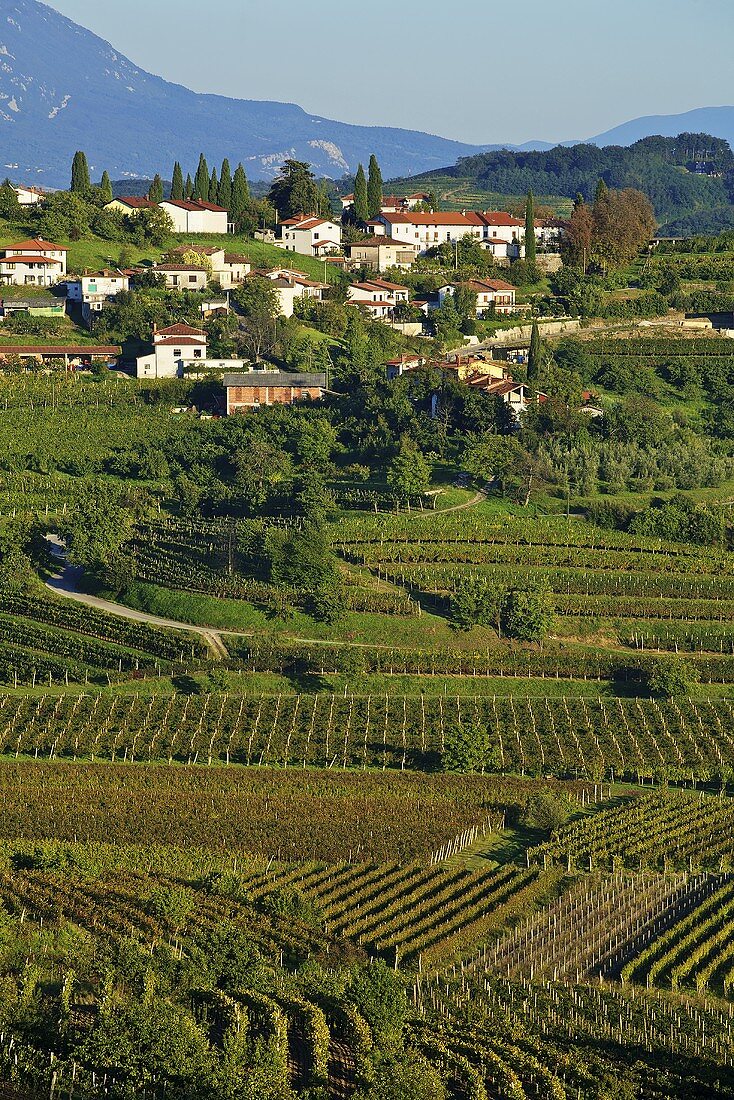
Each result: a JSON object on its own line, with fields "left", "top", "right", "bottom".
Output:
{"left": 527, "top": 320, "right": 542, "bottom": 381}
{"left": 218, "top": 158, "right": 232, "bottom": 211}
{"left": 231, "top": 164, "right": 250, "bottom": 228}
{"left": 353, "top": 163, "right": 368, "bottom": 222}
{"left": 99, "top": 171, "right": 113, "bottom": 204}
{"left": 70, "top": 151, "right": 90, "bottom": 193}
{"left": 267, "top": 159, "right": 319, "bottom": 220}
{"left": 185, "top": 174, "right": 193, "bottom": 200}
{"left": 367, "top": 153, "right": 383, "bottom": 219}
{"left": 594, "top": 178, "right": 609, "bottom": 205}
{"left": 193, "top": 154, "right": 210, "bottom": 201}
{"left": 170, "top": 162, "right": 184, "bottom": 201}
{"left": 148, "top": 174, "right": 164, "bottom": 203}
{"left": 524, "top": 189, "right": 536, "bottom": 266}
{"left": 209, "top": 167, "right": 218, "bottom": 203}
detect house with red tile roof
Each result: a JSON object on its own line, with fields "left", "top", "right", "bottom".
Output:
{"left": 135, "top": 322, "right": 248, "bottom": 379}
{"left": 437, "top": 278, "right": 518, "bottom": 316}
{"left": 105, "top": 196, "right": 157, "bottom": 215}
{"left": 158, "top": 199, "right": 230, "bottom": 234}
{"left": 276, "top": 215, "right": 342, "bottom": 257}
{"left": 0, "top": 238, "right": 67, "bottom": 285}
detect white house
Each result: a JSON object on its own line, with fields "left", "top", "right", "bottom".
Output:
{"left": 152, "top": 263, "right": 210, "bottom": 291}
{"left": 469, "top": 377, "right": 545, "bottom": 418}
{"left": 347, "top": 279, "right": 410, "bottom": 321}
{"left": 14, "top": 185, "right": 47, "bottom": 206}
{"left": 0, "top": 238, "right": 68, "bottom": 286}
{"left": 167, "top": 245, "right": 251, "bottom": 289}
{"left": 277, "top": 215, "right": 342, "bottom": 257}
{"left": 65, "top": 270, "right": 130, "bottom": 319}
{"left": 369, "top": 210, "right": 527, "bottom": 255}
{"left": 104, "top": 196, "right": 157, "bottom": 215}
{"left": 158, "top": 199, "right": 230, "bottom": 234}
{"left": 264, "top": 273, "right": 328, "bottom": 318}
{"left": 346, "top": 236, "right": 418, "bottom": 272}
{"left": 437, "top": 279, "right": 517, "bottom": 316}
{"left": 135, "top": 322, "right": 249, "bottom": 379}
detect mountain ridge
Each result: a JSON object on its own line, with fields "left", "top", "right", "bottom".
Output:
{"left": 0, "top": 0, "right": 491, "bottom": 186}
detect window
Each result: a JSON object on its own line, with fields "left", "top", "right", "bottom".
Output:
{"left": 174, "top": 349, "right": 181, "bottom": 357}
{"left": 189, "top": 275, "right": 197, "bottom": 283}
{"left": 193, "top": 349, "right": 202, "bottom": 359}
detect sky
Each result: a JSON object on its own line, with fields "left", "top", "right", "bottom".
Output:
{"left": 44, "top": 0, "right": 734, "bottom": 146}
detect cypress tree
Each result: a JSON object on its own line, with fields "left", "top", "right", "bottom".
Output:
{"left": 527, "top": 320, "right": 542, "bottom": 381}
{"left": 99, "top": 171, "right": 113, "bottom": 204}
{"left": 148, "top": 174, "right": 164, "bottom": 203}
{"left": 594, "top": 178, "right": 608, "bottom": 205}
{"left": 218, "top": 158, "right": 232, "bottom": 211}
{"left": 524, "top": 189, "right": 536, "bottom": 266}
{"left": 70, "top": 151, "right": 90, "bottom": 193}
{"left": 193, "top": 154, "right": 210, "bottom": 201}
{"left": 231, "top": 164, "right": 249, "bottom": 228}
{"left": 367, "top": 153, "right": 383, "bottom": 219}
{"left": 353, "top": 163, "right": 368, "bottom": 222}
{"left": 209, "top": 167, "right": 218, "bottom": 203}
{"left": 171, "top": 162, "right": 184, "bottom": 201}
{"left": 185, "top": 174, "right": 193, "bottom": 199}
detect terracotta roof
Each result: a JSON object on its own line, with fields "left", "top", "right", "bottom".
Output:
{"left": 154, "top": 336, "right": 208, "bottom": 347}
{"left": 161, "top": 200, "right": 227, "bottom": 213}
{"left": 4, "top": 238, "right": 68, "bottom": 252}
{"left": 223, "top": 253, "right": 249, "bottom": 264}
{"left": 348, "top": 236, "right": 415, "bottom": 250}
{"left": 365, "top": 279, "right": 409, "bottom": 292}
{"left": 111, "top": 196, "right": 156, "bottom": 209}
{"left": 170, "top": 244, "right": 221, "bottom": 256}
{"left": 156, "top": 323, "right": 206, "bottom": 337}
{"left": 476, "top": 278, "right": 515, "bottom": 292}
{"left": 0, "top": 254, "right": 63, "bottom": 265}
{"left": 312, "top": 239, "right": 340, "bottom": 249}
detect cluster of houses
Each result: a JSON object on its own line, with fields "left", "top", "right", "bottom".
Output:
{"left": 0, "top": 179, "right": 562, "bottom": 416}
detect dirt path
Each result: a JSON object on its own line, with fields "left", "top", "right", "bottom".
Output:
{"left": 45, "top": 561, "right": 229, "bottom": 660}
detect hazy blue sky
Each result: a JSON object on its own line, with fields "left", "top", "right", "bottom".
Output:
{"left": 45, "top": 0, "right": 733, "bottom": 145}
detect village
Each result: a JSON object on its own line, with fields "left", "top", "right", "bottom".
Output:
{"left": 0, "top": 175, "right": 575, "bottom": 418}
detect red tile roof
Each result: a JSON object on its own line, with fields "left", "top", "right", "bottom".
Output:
{"left": 156, "top": 323, "right": 206, "bottom": 337}
{"left": 0, "top": 254, "right": 63, "bottom": 265}
{"left": 5, "top": 238, "right": 68, "bottom": 252}
{"left": 154, "top": 336, "right": 208, "bottom": 347}
{"left": 113, "top": 196, "right": 156, "bottom": 209}
{"left": 161, "top": 200, "right": 227, "bottom": 213}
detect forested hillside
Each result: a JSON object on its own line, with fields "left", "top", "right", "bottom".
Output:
{"left": 394, "top": 133, "right": 734, "bottom": 232}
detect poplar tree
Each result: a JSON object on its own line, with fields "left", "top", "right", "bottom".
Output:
{"left": 367, "top": 153, "right": 383, "bottom": 219}
{"left": 171, "top": 162, "right": 184, "bottom": 201}
{"left": 99, "top": 171, "right": 113, "bottom": 204}
{"left": 218, "top": 158, "right": 232, "bottom": 211}
{"left": 193, "top": 154, "right": 210, "bottom": 201}
{"left": 524, "top": 189, "right": 536, "bottom": 266}
{"left": 70, "top": 151, "right": 90, "bottom": 193}
{"left": 148, "top": 174, "right": 164, "bottom": 203}
{"left": 353, "top": 163, "right": 368, "bottom": 222}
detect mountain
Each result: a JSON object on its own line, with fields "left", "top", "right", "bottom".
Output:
{"left": 0, "top": 0, "right": 490, "bottom": 187}
{"left": 587, "top": 107, "right": 734, "bottom": 150}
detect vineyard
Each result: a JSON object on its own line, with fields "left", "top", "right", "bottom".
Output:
{"left": 0, "top": 589, "right": 207, "bottom": 686}
{"left": 3, "top": 691, "right": 734, "bottom": 781}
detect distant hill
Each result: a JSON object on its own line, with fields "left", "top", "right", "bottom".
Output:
{"left": 587, "top": 107, "right": 734, "bottom": 150}
{"left": 391, "top": 134, "right": 734, "bottom": 233}
{"left": 0, "top": 0, "right": 491, "bottom": 187}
